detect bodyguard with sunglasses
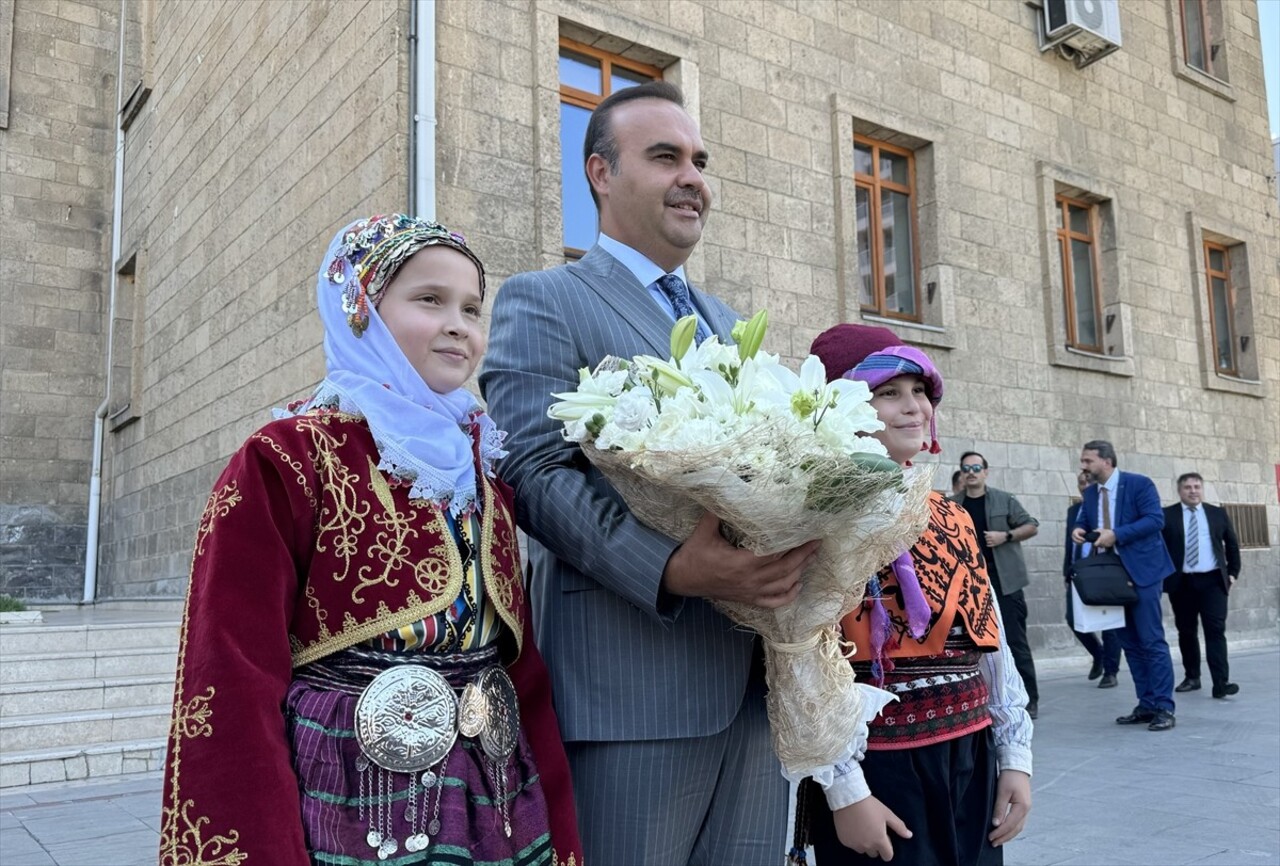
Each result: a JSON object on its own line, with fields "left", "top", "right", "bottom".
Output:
{"left": 949, "top": 452, "right": 1042, "bottom": 718}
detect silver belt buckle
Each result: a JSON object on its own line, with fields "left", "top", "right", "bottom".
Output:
{"left": 354, "top": 666, "right": 458, "bottom": 772}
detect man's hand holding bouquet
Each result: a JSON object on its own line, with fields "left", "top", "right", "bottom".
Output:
{"left": 548, "top": 312, "right": 932, "bottom": 780}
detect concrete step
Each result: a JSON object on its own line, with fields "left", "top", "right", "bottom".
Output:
{"left": 0, "top": 738, "right": 166, "bottom": 788}
{"left": 0, "top": 647, "right": 177, "bottom": 685}
{"left": 0, "top": 674, "right": 175, "bottom": 717}
{"left": 0, "top": 620, "right": 180, "bottom": 656}
{"left": 0, "top": 705, "right": 171, "bottom": 752}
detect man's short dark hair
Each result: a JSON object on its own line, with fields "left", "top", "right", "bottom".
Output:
{"left": 959, "top": 451, "right": 987, "bottom": 469}
{"left": 951, "top": 469, "right": 962, "bottom": 486}
{"left": 1177, "top": 472, "right": 1203, "bottom": 487}
{"left": 1082, "top": 440, "right": 1118, "bottom": 468}
{"left": 583, "top": 80, "right": 685, "bottom": 207}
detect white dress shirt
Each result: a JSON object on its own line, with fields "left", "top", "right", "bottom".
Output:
{"left": 1098, "top": 470, "right": 1120, "bottom": 531}
{"left": 1181, "top": 504, "right": 1218, "bottom": 573}
{"left": 596, "top": 233, "right": 712, "bottom": 335}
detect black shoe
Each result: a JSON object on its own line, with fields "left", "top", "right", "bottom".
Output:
{"left": 1212, "top": 683, "right": 1240, "bottom": 699}
{"left": 1116, "top": 706, "right": 1156, "bottom": 725}
{"left": 1098, "top": 673, "right": 1118, "bottom": 689}
{"left": 1088, "top": 658, "right": 1104, "bottom": 680}
{"left": 1026, "top": 701, "right": 1038, "bottom": 720}
{"left": 1175, "top": 677, "right": 1201, "bottom": 692}
{"left": 1147, "top": 710, "right": 1176, "bottom": 731}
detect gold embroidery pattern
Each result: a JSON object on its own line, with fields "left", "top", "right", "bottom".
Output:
{"left": 250, "top": 430, "right": 315, "bottom": 509}
{"left": 306, "top": 417, "right": 369, "bottom": 584}
{"left": 161, "top": 491, "right": 245, "bottom": 865}
{"left": 161, "top": 799, "right": 246, "bottom": 866}
{"left": 482, "top": 480, "right": 524, "bottom": 652}
{"left": 304, "top": 583, "right": 332, "bottom": 640}
{"left": 553, "top": 852, "right": 580, "bottom": 866}
{"left": 194, "top": 483, "right": 242, "bottom": 557}
{"left": 173, "top": 686, "right": 216, "bottom": 739}
{"left": 353, "top": 457, "right": 461, "bottom": 605}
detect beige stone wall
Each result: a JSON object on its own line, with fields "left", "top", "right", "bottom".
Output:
{"left": 1, "top": 0, "right": 117, "bottom": 598}
{"left": 97, "top": 0, "right": 412, "bottom": 595}
{"left": 2, "top": 0, "right": 1275, "bottom": 647}
{"left": 433, "top": 0, "right": 1279, "bottom": 644}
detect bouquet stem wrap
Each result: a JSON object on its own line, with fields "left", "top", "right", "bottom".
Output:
{"left": 581, "top": 435, "right": 933, "bottom": 779}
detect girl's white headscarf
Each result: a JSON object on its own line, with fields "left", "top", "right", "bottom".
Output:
{"left": 278, "top": 214, "right": 505, "bottom": 516}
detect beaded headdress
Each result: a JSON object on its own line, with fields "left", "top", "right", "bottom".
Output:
{"left": 325, "top": 213, "right": 487, "bottom": 337}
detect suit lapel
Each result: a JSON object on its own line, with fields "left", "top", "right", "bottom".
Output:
{"left": 1169, "top": 505, "right": 1187, "bottom": 559}
{"left": 690, "top": 286, "right": 738, "bottom": 341}
{"left": 568, "top": 246, "right": 682, "bottom": 357}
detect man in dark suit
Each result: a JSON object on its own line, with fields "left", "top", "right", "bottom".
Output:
{"left": 1072, "top": 440, "right": 1177, "bottom": 731}
{"left": 1162, "top": 472, "right": 1242, "bottom": 699}
{"left": 1064, "top": 469, "right": 1121, "bottom": 687}
{"left": 481, "top": 81, "right": 811, "bottom": 865}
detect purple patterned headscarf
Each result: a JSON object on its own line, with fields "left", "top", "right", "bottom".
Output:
{"left": 843, "top": 344, "right": 943, "bottom": 455}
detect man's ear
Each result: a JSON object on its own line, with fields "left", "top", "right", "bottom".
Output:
{"left": 585, "top": 153, "right": 611, "bottom": 200}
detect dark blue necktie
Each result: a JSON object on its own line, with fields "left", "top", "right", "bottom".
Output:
{"left": 656, "top": 274, "right": 710, "bottom": 344}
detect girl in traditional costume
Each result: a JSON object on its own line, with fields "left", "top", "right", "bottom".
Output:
{"left": 159, "top": 215, "right": 582, "bottom": 866}
{"left": 793, "top": 324, "right": 1033, "bottom": 865}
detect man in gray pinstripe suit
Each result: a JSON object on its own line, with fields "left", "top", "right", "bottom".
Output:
{"left": 480, "top": 82, "right": 815, "bottom": 865}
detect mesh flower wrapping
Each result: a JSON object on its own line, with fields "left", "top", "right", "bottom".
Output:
{"left": 548, "top": 313, "right": 933, "bottom": 778}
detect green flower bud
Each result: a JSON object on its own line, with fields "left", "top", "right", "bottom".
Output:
{"left": 670, "top": 314, "right": 698, "bottom": 362}
{"left": 737, "top": 309, "right": 769, "bottom": 361}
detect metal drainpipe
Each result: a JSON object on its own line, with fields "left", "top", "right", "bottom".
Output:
{"left": 409, "top": 0, "right": 437, "bottom": 219}
{"left": 83, "top": 7, "right": 129, "bottom": 603}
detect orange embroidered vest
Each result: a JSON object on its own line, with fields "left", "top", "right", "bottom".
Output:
{"left": 842, "top": 492, "right": 1000, "bottom": 660}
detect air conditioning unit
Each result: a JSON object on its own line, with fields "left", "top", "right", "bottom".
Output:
{"left": 1038, "top": 0, "right": 1122, "bottom": 68}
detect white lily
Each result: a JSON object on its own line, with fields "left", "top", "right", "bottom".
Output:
{"left": 547, "top": 367, "right": 626, "bottom": 423}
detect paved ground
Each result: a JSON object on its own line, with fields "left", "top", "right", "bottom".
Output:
{"left": 2, "top": 645, "right": 1277, "bottom": 866}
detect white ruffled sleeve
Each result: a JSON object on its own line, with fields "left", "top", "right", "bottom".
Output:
{"left": 806, "top": 683, "right": 897, "bottom": 810}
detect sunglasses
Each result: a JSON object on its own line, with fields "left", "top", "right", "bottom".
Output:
{"left": 960, "top": 464, "right": 985, "bottom": 473}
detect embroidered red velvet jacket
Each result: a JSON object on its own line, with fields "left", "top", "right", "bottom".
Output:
{"left": 842, "top": 492, "right": 1002, "bottom": 661}
{"left": 159, "top": 411, "right": 581, "bottom": 866}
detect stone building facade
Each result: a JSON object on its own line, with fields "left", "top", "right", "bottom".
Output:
{"left": 2, "top": 0, "right": 1277, "bottom": 653}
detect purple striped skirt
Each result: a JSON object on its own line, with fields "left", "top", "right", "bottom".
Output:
{"left": 286, "top": 645, "right": 553, "bottom": 866}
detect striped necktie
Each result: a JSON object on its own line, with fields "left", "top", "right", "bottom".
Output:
{"left": 655, "top": 274, "right": 711, "bottom": 344}
{"left": 1186, "top": 507, "right": 1199, "bottom": 570}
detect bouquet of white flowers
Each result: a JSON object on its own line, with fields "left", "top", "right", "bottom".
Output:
{"left": 547, "top": 311, "right": 933, "bottom": 780}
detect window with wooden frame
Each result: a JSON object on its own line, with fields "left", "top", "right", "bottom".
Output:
{"left": 1203, "top": 240, "right": 1240, "bottom": 375}
{"left": 558, "top": 37, "right": 660, "bottom": 259}
{"left": 1055, "top": 195, "right": 1104, "bottom": 353}
{"left": 854, "top": 136, "right": 920, "bottom": 321}
{"left": 1222, "top": 504, "right": 1269, "bottom": 549}
{"left": 1180, "top": 0, "right": 1227, "bottom": 80}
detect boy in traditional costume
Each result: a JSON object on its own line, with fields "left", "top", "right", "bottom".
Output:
{"left": 795, "top": 324, "right": 1034, "bottom": 865}
{"left": 159, "top": 215, "right": 582, "bottom": 866}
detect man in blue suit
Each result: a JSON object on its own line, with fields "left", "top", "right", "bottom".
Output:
{"left": 1064, "top": 469, "right": 1122, "bottom": 687}
{"left": 1072, "top": 440, "right": 1177, "bottom": 730}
